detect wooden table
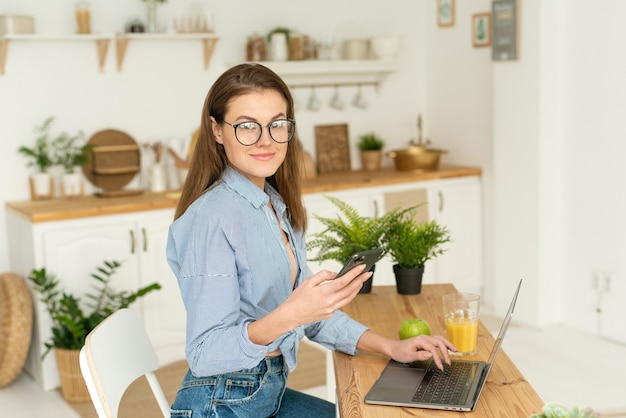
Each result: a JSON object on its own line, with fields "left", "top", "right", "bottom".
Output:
{"left": 333, "top": 284, "right": 544, "bottom": 417}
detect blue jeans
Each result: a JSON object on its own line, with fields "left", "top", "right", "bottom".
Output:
{"left": 170, "top": 356, "right": 335, "bottom": 417}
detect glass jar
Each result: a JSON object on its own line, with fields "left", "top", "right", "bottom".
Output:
{"left": 246, "top": 35, "right": 267, "bottom": 61}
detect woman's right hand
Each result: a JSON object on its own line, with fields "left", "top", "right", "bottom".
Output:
{"left": 282, "top": 265, "right": 371, "bottom": 327}
{"left": 247, "top": 265, "right": 370, "bottom": 346}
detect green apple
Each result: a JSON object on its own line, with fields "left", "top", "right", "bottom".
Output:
{"left": 398, "top": 318, "right": 431, "bottom": 340}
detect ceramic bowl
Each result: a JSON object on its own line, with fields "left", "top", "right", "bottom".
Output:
{"left": 370, "top": 35, "right": 401, "bottom": 60}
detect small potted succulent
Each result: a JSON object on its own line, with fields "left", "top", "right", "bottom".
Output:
{"left": 357, "top": 132, "right": 385, "bottom": 171}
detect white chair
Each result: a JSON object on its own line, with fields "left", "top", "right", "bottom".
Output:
{"left": 79, "top": 308, "right": 170, "bottom": 417}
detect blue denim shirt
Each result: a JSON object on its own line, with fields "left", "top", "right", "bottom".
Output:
{"left": 167, "top": 167, "right": 368, "bottom": 377}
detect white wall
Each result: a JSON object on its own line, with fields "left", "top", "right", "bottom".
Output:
{"left": 1, "top": 0, "right": 432, "bottom": 270}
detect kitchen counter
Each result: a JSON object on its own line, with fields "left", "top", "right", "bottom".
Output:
{"left": 6, "top": 165, "right": 481, "bottom": 223}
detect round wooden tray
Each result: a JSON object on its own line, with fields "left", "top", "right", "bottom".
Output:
{"left": 82, "top": 129, "right": 140, "bottom": 194}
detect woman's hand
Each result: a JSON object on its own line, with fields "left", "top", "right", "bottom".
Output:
{"left": 247, "top": 265, "right": 371, "bottom": 345}
{"left": 282, "top": 265, "right": 371, "bottom": 326}
{"left": 357, "top": 331, "right": 457, "bottom": 371}
{"left": 388, "top": 335, "right": 457, "bottom": 370}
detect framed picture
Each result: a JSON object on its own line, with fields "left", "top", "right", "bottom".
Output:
{"left": 472, "top": 13, "right": 491, "bottom": 47}
{"left": 492, "top": 0, "right": 518, "bottom": 60}
{"left": 314, "top": 124, "right": 351, "bottom": 173}
{"left": 437, "top": 0, "right": 455, "bottom": 27}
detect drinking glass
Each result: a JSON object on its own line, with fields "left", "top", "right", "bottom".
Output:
{"left": 442, "top": 292, "right": 480, "bottom": 355}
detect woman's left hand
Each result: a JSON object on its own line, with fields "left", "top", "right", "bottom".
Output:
{"left": 389, "top": 335, "right": 457, "bottom": 370}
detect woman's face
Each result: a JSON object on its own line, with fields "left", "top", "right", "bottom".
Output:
{"left": 212, "top": 89, "right": 289, "bottom": 189}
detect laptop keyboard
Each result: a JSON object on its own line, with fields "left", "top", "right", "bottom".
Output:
{"left": 412, "top": 361, "right": 475, "bottom": 405}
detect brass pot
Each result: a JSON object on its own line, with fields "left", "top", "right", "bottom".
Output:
{"left": 386, "top": 146, "right": 446, "bottom": 171}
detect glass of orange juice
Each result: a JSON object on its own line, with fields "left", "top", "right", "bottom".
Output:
{"left": 442, "top": 292, "right": 480, "bottom": 356}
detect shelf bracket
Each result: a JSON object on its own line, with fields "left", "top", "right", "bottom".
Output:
{"left": 115, "top": 35, "right": 130, "bottom": 72}
{"left": 96, "top": 38, "right": 110, "bottom": 73}
{"left": 0, "top": 39, "right": 9, "bottom": 75}
{"left": 202, "top": 37, "right": 219, "bottom": 70}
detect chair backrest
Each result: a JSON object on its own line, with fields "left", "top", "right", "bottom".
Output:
{"left": 79, "top": 308, "right": 170, "bottom": 418}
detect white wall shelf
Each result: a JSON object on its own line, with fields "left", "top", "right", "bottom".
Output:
{"left": 239, "top": 59, "right": 396, "bottom": 87}
{"left": 0, "top": 33, "right": 219, "bottom": 75}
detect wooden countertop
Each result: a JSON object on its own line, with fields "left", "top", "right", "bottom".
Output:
{"left": 334, "top": 284, "right": 544, "bottom": 417}
{"left": 6, "top": 165, "right": 481, "bottom": 223}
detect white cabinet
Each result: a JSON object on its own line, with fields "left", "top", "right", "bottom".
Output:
{"left": 6, "top": 208, "right": 185, "bottom": 391}
{"left": 303, "top": 176, "right": 483, "bottom": 293}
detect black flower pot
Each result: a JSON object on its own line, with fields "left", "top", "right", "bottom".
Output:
{"left": 393, "top": 264, "right": 424, "bottom": 295}
{"left": 359, "top": 264, "right": 375, "bottom": 294}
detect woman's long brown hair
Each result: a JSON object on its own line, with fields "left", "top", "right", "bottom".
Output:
{"left": 174, "top": 63, "right": 307, "bottom": 232}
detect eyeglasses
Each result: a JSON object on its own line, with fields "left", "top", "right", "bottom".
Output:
{"left": 223, "top": 119, "right": 296, "bottom": 146}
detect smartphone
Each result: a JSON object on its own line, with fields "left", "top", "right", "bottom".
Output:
{"left": 336, "top": 248, "right": 384, "bottom": 277}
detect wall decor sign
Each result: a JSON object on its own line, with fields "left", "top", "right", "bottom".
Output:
{"left": 492, "top": 0, "right": 518, "bottom": 60}
{"left": 314, "top": 124, "right": 351, "bottom": 173}
{"left": 472, "top": 13, "right": 491, "bottom": 47}
{"left": 437, "top": 0, "right": 455, "bottom": 27}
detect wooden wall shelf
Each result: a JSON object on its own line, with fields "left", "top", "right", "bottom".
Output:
{"left": 0, "top": 33, "right": 219, "bottom": 75}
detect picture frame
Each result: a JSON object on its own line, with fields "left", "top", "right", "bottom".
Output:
{"left": 492, "top": 0, "right": 519, "bottom": 61}
{"left": 314, "top": 124, "right": 351, "bottom": 173}
{"left": 437, "top": 0, "right": 455, "bottom": 27}
{"left": 472, "top": 13, "right": 491, "bottom": 48}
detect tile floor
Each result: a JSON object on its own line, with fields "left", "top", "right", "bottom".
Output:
{"left": 2, "top": 319, "right": 626, "bottom": 417}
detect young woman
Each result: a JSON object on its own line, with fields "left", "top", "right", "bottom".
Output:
{"left": 166, "top": 63, "right": 456, "bottom": 417}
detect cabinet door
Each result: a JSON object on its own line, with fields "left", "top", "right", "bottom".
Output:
{"left": 428, "top": 177, "right": 483, "bottom": 293}
{"left": 37, "top": 218, "right": 141, "bottom": 390}
{"left": 137, "top": 212, "right": 187, "bottom": 365}
{"left": 42, "top": 219, "right": 141, "bottom": 300}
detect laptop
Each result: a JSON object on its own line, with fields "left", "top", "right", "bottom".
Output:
{"left": 364, "top": 279, "right": 522, "bottom": 411}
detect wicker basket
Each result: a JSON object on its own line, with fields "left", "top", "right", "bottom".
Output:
{"left": 54, "top": 348, "right": 91, "bottom": 403}
{"left": 0, "top": 273, "right": 33, "bottom": 388}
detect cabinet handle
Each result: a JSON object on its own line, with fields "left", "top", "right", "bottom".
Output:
{"left": 373, "top": 199, "right": 379, "bottom": 218}
{"left": 142, "top": 227, "right": 148, "bottom": 252}
{"left": 130, "top": 230, "right": 136, "bottom": 254}
{"left": 438, "top": 191, "right": 444, "bottom": 212}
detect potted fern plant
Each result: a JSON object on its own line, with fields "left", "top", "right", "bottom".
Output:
{"left": 307, "top": 196, "right": 393, "bottom": 293}
{"left": 358, "top": 132, "right": 385, "bottom": 171}
{"left": 28, "top": 260, "right": 161, "bottom": 402}
{"left": 383, "top": 207, "right": 451, "bottom": 294}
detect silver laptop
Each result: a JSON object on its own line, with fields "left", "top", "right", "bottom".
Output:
{"left": 364, "top": 280, "right": 522, "bottom": 411}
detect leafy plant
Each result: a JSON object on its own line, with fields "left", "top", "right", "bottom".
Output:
{"left": 384, "top": 207, "right": 451, "bottom": 269}
{"left": 530, "top": 402, "right": 600, "bottom": 418}
{"left": 17, "top": 117, "right": 55, "bottom": 173}
{"left": 28, "top": 260, "right": 161, "bottom": 356}
{"left": 267, "top": 26, "right": 291, "bottom": 41}
{"left": 306, "top": 196, "right": 397, "bottom": 263}
{"left": 50, "top": 129, "right": 89, "bottom": 174}
{"left": 358, "top": 132, "right": 385, "bottom": 151}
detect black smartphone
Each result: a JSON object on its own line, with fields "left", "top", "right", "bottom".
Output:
{"left": 336, "top": 248, "right": 384, "bottom": 277}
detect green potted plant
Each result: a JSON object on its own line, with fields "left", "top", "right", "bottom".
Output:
{"left": 383, "top": 207, "right": 451, "bottom": 294}
{"left": 17, "top": 117, "right": 56, "bottom": 200}
{"left": 358, "top": 132, "right": 385, "bottom": 171}
{"left": 50, "top": 127, "right": 89, "bottom": 197}
{"left": 307, "top": 196, "right": 393, "bottom": 293}
{"left": 28, "top": 260, "right": 161, "bottom": 402}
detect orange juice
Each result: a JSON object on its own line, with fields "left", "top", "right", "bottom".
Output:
{"left": 446, "top": 318, "right": 479, "bottom": 355}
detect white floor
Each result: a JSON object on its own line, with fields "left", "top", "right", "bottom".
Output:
{"left": 2, "top": 320, "right": 626, "bottom": 417}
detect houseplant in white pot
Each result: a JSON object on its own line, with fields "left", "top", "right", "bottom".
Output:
{"left": 50, "top": 125, "right": 89, "bottom": 198}
{"left": 306, "top": 196, "right": 393, "bottom": 293}
{"left": 28, "top": 260, "right": 161, "bottom": 402}
{"left": 17, "top": 117, "right": 55, "bottom": 200}
{"left": 383, "top": 207, "right": 450, "bottom": 294}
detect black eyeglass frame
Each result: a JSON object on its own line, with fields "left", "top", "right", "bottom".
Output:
{"left": 222, "top": 119, "right": 296, "bottom": 146}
